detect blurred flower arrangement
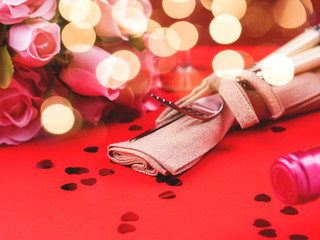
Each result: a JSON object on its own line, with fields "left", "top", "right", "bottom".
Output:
{"left": 0, "top": 0, "right": 161, "bottom": 145}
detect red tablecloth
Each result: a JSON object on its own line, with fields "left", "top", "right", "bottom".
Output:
{"left": 1, "top": 46, "right": 319, "bottom": 240}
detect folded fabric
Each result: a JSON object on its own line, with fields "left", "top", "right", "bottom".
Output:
{"left": 107, "top": 68, "right": 320, "bottom": 176}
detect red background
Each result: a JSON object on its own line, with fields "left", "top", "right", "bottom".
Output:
{"left": 1, "top": 1, "right": 320, "bottom": 239}
{"left": 1, "top": 46, "right": 320, "bottom": 240}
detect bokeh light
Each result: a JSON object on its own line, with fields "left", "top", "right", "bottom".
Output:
{"left": 73, "top": 1, "right": 101, "bottom": 27}
{"left": 261, "top": 55, "right": 295, "bottom": 86}
{"left": 147, "top": 19, "right": 162, "bottom": 34}
{"left": 112, "top": 50, "right": 141, "bottom": 80}
{"left": 148, "top": 27, "right": 180, "bottom": 57}
{"left": 242, "top": 2, "right": 274, "bottom": 38}
{"left": 162, "top": 0, "right": 196, "bottom": 19}
{"left": 169, "top": 21, "right": 198, "bottom": 51}
{"left": 61, "top": 22, "right": 96, "bottom": 52}
{"left": 41, "top": 97, "right": 75, "bottom": 135}
{"left": 96, "top": 56, "right": 131, "bottom": 89}
{"left": 112, "top": 1, "right": 148, "bottom": 37}
{"left": 209, "top": 14, "right": 242, "bottom": 44}
{"left": 272, "top": 0, "right": 307, "bottom": 29}
{"left": 200, "top": 0, "right": 213, "bottom": 10}
{"left": 59, "top": 0, "right": 90, "bottom": 22}
{"left": 211, "top": 0, "right": 247, "bottom": 20}
{"left": 69, "top": 0, "right": 91, "bottom": 22}
{"left": 212, "top": 50, "right": 245, "bottom": 78}
{"left": 301, "top": 0, "right": 314, "bottom": 14}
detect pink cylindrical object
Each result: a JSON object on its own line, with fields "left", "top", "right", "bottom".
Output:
{"left": 271, "top": 146, "right": 320, "bottom": 204}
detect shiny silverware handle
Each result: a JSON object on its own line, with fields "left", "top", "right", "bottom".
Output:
{"left": 268, "top": 24, "right": 320, "bottom": 58}
{"left": 249, "top": 24, "right": 320, "bottom": 72}
{"left": 129, "top": 115, "right": 184, "bottom": 142}
{"left": 291, "top": 45, "right": 320, "bottom": 74}
{"left": 269, "top": 25, "right": 320, "bottom": 57}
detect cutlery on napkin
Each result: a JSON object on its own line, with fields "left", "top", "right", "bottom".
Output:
{"left": 107, "top": 25, "right": 320, "bottom": 176}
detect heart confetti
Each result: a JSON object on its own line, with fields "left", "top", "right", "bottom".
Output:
{"left": 121, "top": 212, "right": 139, "bottom": 221}
{"left": 159, "top": 191, "right": 176, "bottom": 199}
{"left": 37, "top": 159, "right": 54, "bottom": 169}
{"left": 117, "top": 223, "right": 136, "bottom": 233}
{"left": 80, "top": 178, "right": 97, "bottom": 186}
{"left": 83, "top": 146, "right": 99, "bottom": 153}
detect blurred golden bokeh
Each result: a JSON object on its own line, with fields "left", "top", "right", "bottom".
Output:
{"left": 69, "top": 0, "right": 91, "bottom": 23}
{"left": 200, "top": 0, "right": 212, "bottom": 10}
{"left": 209, "top": 14, "right": 242, "bottom": 44}
{"left": 211, "top": 0, "right": 247, "bottom": 20}
{"left": 162, "top": 0, "right": 196, "bottom": 19}
{"left": 212, "top": 50, "right": 245, "bottom": 78}
{"left": 96, "top": 56, "right": 131, "bottom": 89}
{"left": 41, "top": 96, "right": 75, "bottom": 135}
{"left": 147, "top": 19, "right": 162, "bottom": 34}
{"left": 272, "top": 0, "right": 307, "bottom": 29}
{"left": 261, "top": 55, "right": 295, "bottom": 85}
{"left": 72, "top": 0, "right": 101, "bottom": 27}
{"left": 112, "top": 1, "right": 148, "bottom": 37}
{"left": 61, "top": 22, "right": 96, "bottom": 52}
{"left": 112, "top": 50, "right": 141, "bottom": 80}
{"left": 241, "top": 1, "right": 274, "bottom": 39}
{"left": 148, "top": 27, "right": 180, "bottom": 57}
{"left": 169, "top": 21, "right": 199, "bottom": 51}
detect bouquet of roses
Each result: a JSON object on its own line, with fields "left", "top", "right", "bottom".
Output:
{"left": 0, "top": 0, "right": 161, "bottom": 145}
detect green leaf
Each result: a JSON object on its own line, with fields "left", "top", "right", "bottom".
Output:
{"left": 0, "top": 45, "right": 14, "bottom": 89}
{"left": 0, "top": 24, "right": 6, "bottom": 45}
{"left": 98, "top": 36, "right": 122, "bottom": 43}
{"left": 129, "top": 36, "right": 146, "bottom": 52}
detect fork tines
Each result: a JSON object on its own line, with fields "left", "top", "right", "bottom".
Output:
{"left": 151, "top": 94, "right": 206, "bottom": 118}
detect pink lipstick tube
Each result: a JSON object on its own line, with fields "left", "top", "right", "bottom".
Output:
{"left": 271, "top": 146, "right": 320, "bottom": 204}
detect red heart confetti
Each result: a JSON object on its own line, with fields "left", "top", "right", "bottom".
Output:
{"left": 37, "top": 159, "right": 54, "bottom": 169}
{"left": 254, "top": 193, "right": 271, "bottom": 202}
{"left": 258, "top": 229, "right": 277, "bottom": 238}
{"left": 280, "top": 206, "right": 299, "bottom": 215}
{"left": 83, "top": 146, "right": 99, "bottom": 153}
{"left": 159, "top": 191, "right": 176, "bottom": 199}
{"left": 289, "top": 234, "right": 309, "bottom": 240}
{"left": 117, "top": 223, "right": 136, "bottom": 233}
{"left": 61, "top": 183, "right": 77, "bottom": 191}
{"left": 121, "top": 212, "right": 139, "bottom": 221}
{"left": 253, "top": 219, "right": 271, "bottom": 228}
{"left": 80, "top": 178, "right": 97, "bottom": 186}
{"left": 98, "top": 168, "right": 115, "bottom": 176}
{"left": 65, "top": 167, "right": 89, "bottom": 175}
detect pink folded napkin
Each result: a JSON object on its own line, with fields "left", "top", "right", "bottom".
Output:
{"left": 107, "top": 68, "right": 320, "bottom": 176}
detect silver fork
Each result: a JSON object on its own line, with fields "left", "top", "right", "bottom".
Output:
{"left": 130, "top": 93, "right": 224, "bottom": 142}
{"left": 151, "top": 93, "right": 224, "bottom": 120}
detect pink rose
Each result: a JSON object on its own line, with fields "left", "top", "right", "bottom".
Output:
{"left": 94, "top": 0, "right": 152, "bottom": 40}
{"left": 8, "top": 19, "right": 60, "bottom": 67}
{"left": 8, "top": 18, "right": 61, "bottom": 67}
{"left": 0, "top": 0, "right": 56, "bottom": 24}
{"left": 0, "top": 64, "right": 49, "bottom": 145}
{"left": 59, "top": 46, "right": 120, "bottom": 100}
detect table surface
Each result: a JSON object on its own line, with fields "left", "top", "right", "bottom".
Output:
{"left": 1, "top": 46, "right": 320, "bottom": 240}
